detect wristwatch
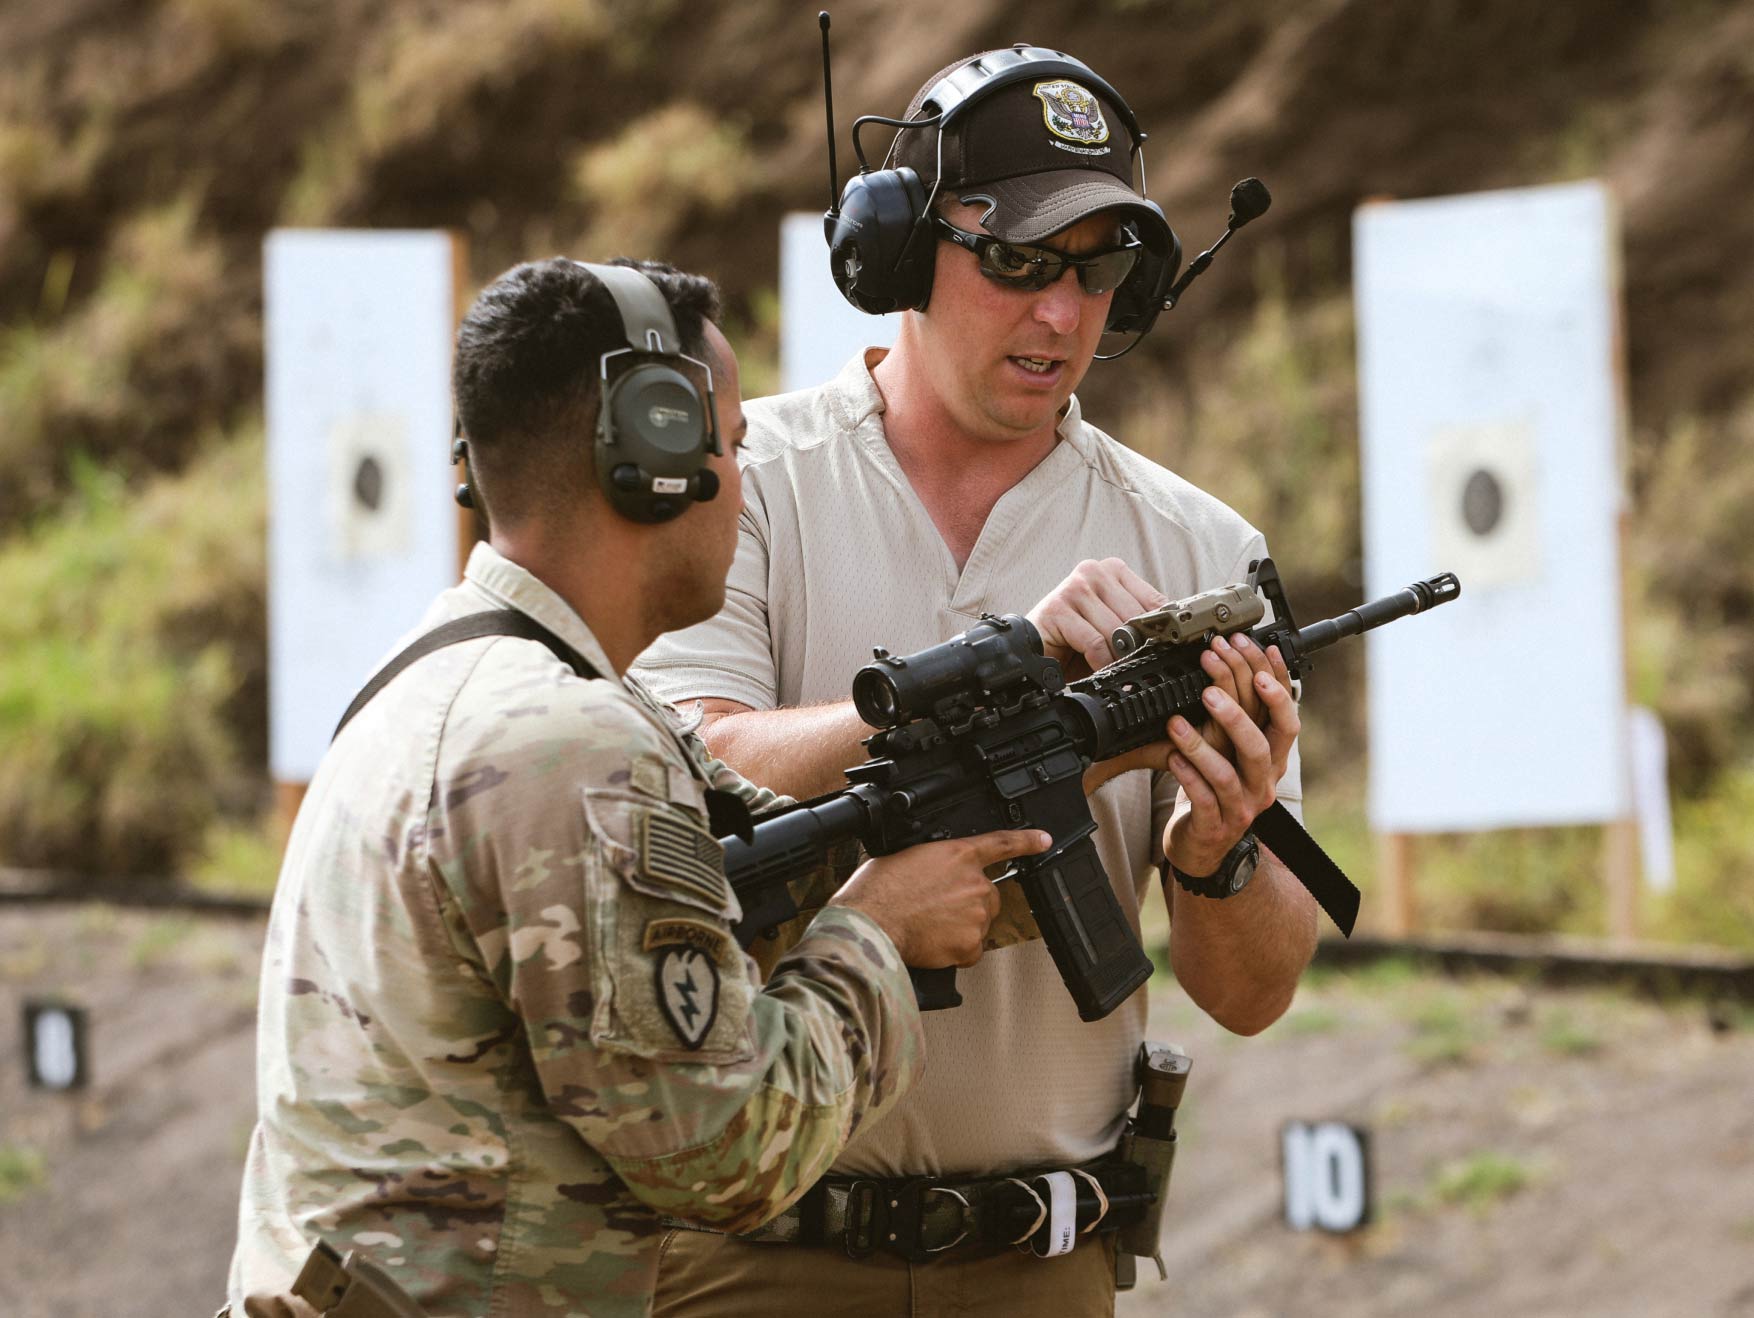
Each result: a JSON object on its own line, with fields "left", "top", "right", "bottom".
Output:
{"left": 1168, "top": 832, "right": 1260, "bottom": 899}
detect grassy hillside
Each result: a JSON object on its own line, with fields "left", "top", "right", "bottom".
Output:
{"left": 1, "top": 0, "right": 1750, "bottom": 940}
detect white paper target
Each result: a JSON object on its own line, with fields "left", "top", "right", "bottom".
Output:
{"left": 1355, "top": 182, "right": 1629, "bottom": 831}
{"left": 1426, "top": 420, "right": 1542, "bottom": 590}
{"left": 780, "top": 212, "right": 898, "bottom": 393}
{"left": 266, "top": 230, "right": 459, "bottom": 781}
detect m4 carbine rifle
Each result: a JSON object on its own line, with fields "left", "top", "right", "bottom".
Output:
{"left": 722, "top": 559, "right": 1460, "bottom": 1023}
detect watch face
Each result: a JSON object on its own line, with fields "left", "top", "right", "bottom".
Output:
{"left": 1227, "top": 843, "right": 1260, "bottom": 895}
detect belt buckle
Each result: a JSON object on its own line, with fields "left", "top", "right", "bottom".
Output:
{"left": 920, "top": 1185, "right": 972, "bottom": 1256}
{"left": 842, "top": 1179, "right": 883, "bottom": 1259}
{"left": 884, "top": 1178, "right": 972, "bottom": 1264}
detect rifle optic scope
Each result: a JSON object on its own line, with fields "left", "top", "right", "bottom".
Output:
{"left": 852, "top": 613, "right": 1055, "bottom": 728}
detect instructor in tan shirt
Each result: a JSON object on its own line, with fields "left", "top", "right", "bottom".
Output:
{"left": 637, "top": 47, "right": 1317, "bottom": 1316}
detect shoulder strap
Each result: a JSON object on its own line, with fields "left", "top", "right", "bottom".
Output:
{"left": 332, "top": 609, "right": 604, "bottom": 743}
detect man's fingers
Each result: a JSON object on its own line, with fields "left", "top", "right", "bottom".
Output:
{"left": 1169, "top": 712, "right": 1243, "bottom": 803}
{"left": 963, "top": 828, "right": 1055, "bottom": 868}
{"left": 1267, "top": 644, "right": 1294, "bottom": 688}
{"left": 1200, "top": 685, "right": 1275, "bottom": 799}
{"left": 1088, "top": 575, "right": 1157, "bottom": 640}
{"left": 1211, "top": 634, "right": 1256, "bottom": 704}
{"left": 1198, "top": 646, "right": 1246, "bottom": 748}
{"left": 1032, "top": 560, "right": 1167, "bottom": 675}
{"left": 1256, "top": 666, "right": 1301, "bottom": 771}
{"left": 1165, "top": 750, "right": 1219, "bottom": 816}
{"left": 1200, "top": 648, "right": 1241, "bottom": 700}
{"left": 1109, "top": 559, "right": 1169, "bottom": 613}
{"left": 1044, "top": 603, "right": 1119, "bottom": 670}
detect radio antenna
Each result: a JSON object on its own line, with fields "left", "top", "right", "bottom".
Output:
{"left": 820, "top": 12, "right": 839, "bottom": 217}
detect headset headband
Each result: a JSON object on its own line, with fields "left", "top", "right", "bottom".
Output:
{"left": 917, "top": 46, "right": 1144, "bottom": 147}
{"left": 576, "top": 260, "right": 680, "bottom": 355}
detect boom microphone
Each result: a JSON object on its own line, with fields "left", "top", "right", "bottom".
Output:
{"left": 1163, "top": 176, "right": 1273, "bottom": 310}
{"left": 1228, "top": 177, "right": 1271, "bottom": 227}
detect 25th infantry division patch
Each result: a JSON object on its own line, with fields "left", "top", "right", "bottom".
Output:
{"left": 651, "top": 944, "right": 719, "bottom": 1049}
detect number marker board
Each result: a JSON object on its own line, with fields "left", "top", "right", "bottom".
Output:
{"left": 24, "top": 1001, "right": 88, "bottom": 1091}
{"left": 1283, "top": 1120, "right": 1371, "bottom": 1233}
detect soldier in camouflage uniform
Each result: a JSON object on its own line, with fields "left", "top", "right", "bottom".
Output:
{"left": 225, "top": 257, "right": 1049, "bottom": 1317}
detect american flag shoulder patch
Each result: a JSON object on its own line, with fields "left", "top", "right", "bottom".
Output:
{"left": 639, "top": 808, "right": 730, "bottom": 910}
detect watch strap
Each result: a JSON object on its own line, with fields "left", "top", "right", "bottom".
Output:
{"left": 1168, "top": 832, "right": 1258, "bottom": 899}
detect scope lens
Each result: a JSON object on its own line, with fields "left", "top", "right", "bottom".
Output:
{"left": 852, "top": 670, "right": 901, "bottom": 728}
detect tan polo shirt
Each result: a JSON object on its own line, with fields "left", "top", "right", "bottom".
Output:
{"left": 636, "top": 351, "right": 1301, "bottom": 1177}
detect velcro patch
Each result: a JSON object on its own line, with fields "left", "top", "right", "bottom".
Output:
{"left": 644, "top": 916, "right": 730, "bottom": 963}
{"left": 629, "top": 754, "right": 670, "bottom": 800}
{"left": 639, "top": 809, "right": 730, "bottom": 909}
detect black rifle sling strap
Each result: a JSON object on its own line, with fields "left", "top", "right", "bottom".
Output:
{"left": 332, "top": 609, "right": 602, "bottom": 743}
{"left": 1251, "top": 801, "right": 1361, "bottom": 937}
{"left": 332, "top": 608, "right": 755, "bottom": 848}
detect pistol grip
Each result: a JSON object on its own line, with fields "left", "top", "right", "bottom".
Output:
{"left": 907, "top": 965, "right": 963, "bottom": 1011}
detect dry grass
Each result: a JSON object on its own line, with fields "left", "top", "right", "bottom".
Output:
{"left": 0, "top": 195, "right": 229, "bottom": 522}
{"left": 285, "top": 0, "right": 612, "bottom": 225}
{"left": 570, "top": 103, "right": 757, "bottom": 257}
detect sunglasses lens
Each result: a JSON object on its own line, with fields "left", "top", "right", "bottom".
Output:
{"left": 1076, "top": 248, "right": 1139, "bottom": 296}
{"left": 979, "top": 241, "right": 1060, "bottom": 291}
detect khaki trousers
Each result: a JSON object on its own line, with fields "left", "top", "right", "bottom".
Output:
{"left": 652, "top": 1226, "right": 1118, "bottom": 1318}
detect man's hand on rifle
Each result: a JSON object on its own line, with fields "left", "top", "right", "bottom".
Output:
{"left": 1160, "top": 642, "right": 1299, "bottom": 876}
{"left": 828, "top": 829, "right": 1052, "bottom": 969}
{"left": 1027, "top": 558, "right": 1167, "bottom": 680}
{"left": 1039, "top": 560, "right": 1290, "bottom": 798}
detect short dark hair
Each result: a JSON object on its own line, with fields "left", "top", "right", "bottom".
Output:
{"left": 452, "top": 256, "right": 721, "bottom": 526}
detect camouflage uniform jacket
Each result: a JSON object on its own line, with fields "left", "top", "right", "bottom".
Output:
{"left": 228, "top": 542, "right": 924, "bottom": 1316}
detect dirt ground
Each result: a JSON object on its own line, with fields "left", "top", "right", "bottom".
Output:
{"left": 3, "top": 904, "right": 1752, "bottom": 1318}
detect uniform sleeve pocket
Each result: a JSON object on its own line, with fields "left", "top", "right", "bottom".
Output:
{"left": 580, "top": 788, "right": 754, "bottom": 1064}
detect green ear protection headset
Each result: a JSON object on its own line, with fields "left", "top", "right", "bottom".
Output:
{"left": 454, "top": 261, "right": 721, "bottom": 525}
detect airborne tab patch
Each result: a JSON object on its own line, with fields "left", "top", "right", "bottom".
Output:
{"left": 644, "top": 916, "right": 730, "bottom": 963}
{"left": 639, "top": 808, "right": 730, "bottom": 909}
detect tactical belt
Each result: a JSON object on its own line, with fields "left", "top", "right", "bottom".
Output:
{"left": 669, "top": 1162, "right": 1151, "bottom": 1263}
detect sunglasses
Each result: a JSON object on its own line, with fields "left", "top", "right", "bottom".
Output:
{"left": 934, "top": 218, "right": 1141, "bottom": 295}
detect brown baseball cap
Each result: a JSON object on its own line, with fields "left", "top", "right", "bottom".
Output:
{"left": 891, "top": 47, "right": 1170, "bottom": 249}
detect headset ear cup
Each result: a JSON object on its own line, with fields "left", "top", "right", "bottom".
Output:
{"left": 1106, "top": 223, "right": 1181, "bottom": 336}
{"left": 594, "top": 361, "right": 717, "bottom": 524}
{"left": 888, "top": 168, "right": 934, "bottom": 311}
{"left": 828, "top": 167, "right": 932, "bottom": 314}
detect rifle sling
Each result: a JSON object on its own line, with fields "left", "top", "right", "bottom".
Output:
{"left": 332, "top": 609, "right": 603, "bottom": 742}
{"left": 1252, "top": 800, "right": 1360, "bottom": 937}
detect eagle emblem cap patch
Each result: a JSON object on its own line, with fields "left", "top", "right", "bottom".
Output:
{"left": 1033, "top": 79, "right": 1110, "bottom": 146}
{"left": 654, "top": 945, "right": 719, "bottom": 1049}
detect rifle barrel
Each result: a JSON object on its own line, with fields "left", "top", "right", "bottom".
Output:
{"left": 1295, "top": 572, "right": 1460, "bottom": 656}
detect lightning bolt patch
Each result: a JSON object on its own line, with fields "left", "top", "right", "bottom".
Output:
{"left": 653, "top": 946, "right": 719, "bottom": 1049}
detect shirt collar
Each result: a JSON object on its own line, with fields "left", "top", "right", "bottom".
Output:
{"left": 461, "top": 541, "right": 621, "bottom": 679}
